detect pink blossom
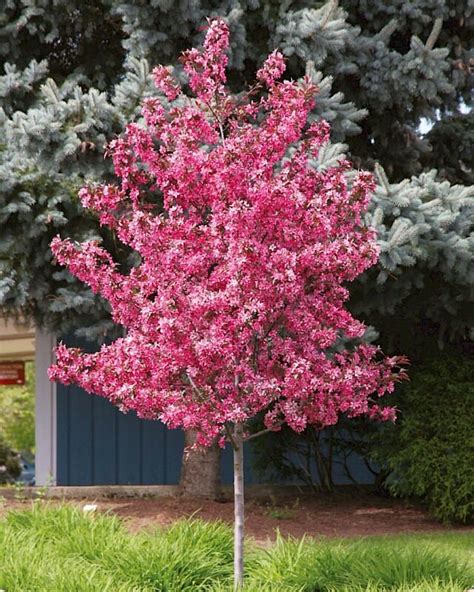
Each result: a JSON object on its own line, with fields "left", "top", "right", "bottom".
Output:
{"left": 49, "top": 19, "right": 407, "bottom": 448}
{"left": 181, "top": 18, "right": 229, "bottom": 104}
{"left": 256, "top": 50, "right": 286, "bottom": 87}
{"left": 152, "top": 66, "right": 181, "bottom": 101}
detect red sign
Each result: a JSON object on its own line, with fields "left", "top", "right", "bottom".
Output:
{"left": 0, "top": 361, "right": 25, "bottom": 385}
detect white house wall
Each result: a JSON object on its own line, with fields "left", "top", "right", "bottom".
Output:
{"left": 35, "top": 331, "right": 57, "bottom": 486}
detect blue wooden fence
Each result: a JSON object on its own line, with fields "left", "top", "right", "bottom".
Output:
{"left": 55, "top": 335, "right": 375, "bottom": 487}
{"left": 56, "top": 382, "right": 375, "bottom": 486}
{"left": 57, "top": 385, "right": 184, "bottom": 485}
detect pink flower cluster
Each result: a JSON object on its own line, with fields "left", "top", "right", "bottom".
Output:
{"left": 49, "top": 19, "right": 407, "bottom": 447}
{"left": 181, "top": 17, "right": 230, "bottom": 103}
{"left": 256, "top": 50, "right": 286, "bottom": 87}
{"left": 152, "top": 66, "right": 181, "bottom": 101}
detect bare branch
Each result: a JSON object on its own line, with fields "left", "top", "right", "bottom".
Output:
{"left": 244, "top": 422, "right": 284, "bottom": 442}
{"left": 225, "top": 423, "right": 238, "bottom": 450}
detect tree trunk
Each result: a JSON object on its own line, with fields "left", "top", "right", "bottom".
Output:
{"left": 233, "top": 423, "right": 244, "bottom": 591}
{"left": 179, "top": 430, "right": 221, "bottom": 499}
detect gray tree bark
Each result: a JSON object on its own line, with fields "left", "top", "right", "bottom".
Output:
{"left": 233, "top": 423, "right": 244, "bottom": 590}
{"left": 179, "top": 430, "right": 221, "bottom": 499}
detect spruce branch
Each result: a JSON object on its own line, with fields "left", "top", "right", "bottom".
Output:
{"left": 320, "top": 0, "right": 338, "bottom": 30}
{"left": 425, "top": 18, "right": 443, "bottom": 51}
{"left": 374, "top": 163, "right": 391, "bottom": 195}
{"left": 376, "top": 19, "right": 399, "bottom": 44}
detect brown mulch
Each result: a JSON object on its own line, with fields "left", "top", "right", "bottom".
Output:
{"left": 2, "top": 490, "right": 472, "bottom": 542}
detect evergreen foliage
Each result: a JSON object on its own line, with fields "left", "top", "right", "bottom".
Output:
{"left": 370, "top": 348, "right": 474, "bottom": 524}
{"left": 1, "top": 1, "right": 472, "bottom": 344}
{"left": 252, "top": 338, "right": 474, "bottom": 522}
{"left": 0, "top": 0, "right": 474, "bottom": 337}
{"left": 425, "top": 111, "right": 474, "bottom": 186}
{"left": 354, "top": 165, "right": 474, "bottom": 343}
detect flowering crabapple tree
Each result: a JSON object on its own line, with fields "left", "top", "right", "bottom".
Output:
{"left": 49, "top": 19, "right": 407, "bottom": 589}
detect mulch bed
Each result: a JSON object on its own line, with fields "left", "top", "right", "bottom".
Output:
{"left": 2, "top": 489, "right": 471, "bottom": 542}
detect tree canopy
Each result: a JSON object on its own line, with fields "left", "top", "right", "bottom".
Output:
{"left": 47, "top": 21, "right": 408, "bottom": 585}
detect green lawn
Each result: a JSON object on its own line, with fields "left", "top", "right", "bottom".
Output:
{"left": 0, "top": 503, "right": 472, "bottom": 591}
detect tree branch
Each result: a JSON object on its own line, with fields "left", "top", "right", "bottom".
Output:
{"left": 225, "top": 423, "right": 238, "bottom": 450}
{"left": 243, "top": 422, "right": 284, "bottom": 442}
{"left": 425, "top": 17, "right": 443, "bottom": 51}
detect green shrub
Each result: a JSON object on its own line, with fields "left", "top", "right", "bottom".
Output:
{"left": 253, "top": 347, "right": 473, "bottom": 524}
{"left": 371, "top": 350, "right": 474, "bottom": 523}
{"left": 0, "top": 436, "right": 21, "bottom": 484}
{"left": 0, "top": 361, "right": 35, "bottom": 453}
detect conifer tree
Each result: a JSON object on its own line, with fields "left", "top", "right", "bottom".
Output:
{"left": 1, "top": 1, "right": 471, "bottom": 342}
